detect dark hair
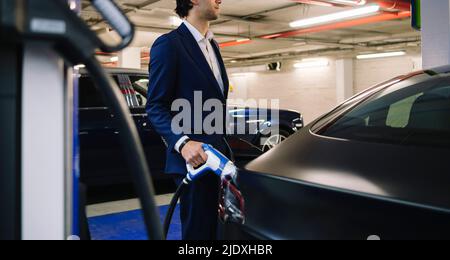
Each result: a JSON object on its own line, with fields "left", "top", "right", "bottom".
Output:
{"left": 175, "top": 0, "right": 193, "bottom": 18}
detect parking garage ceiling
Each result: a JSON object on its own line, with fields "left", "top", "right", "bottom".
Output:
{"left": 80, "top": 0, "right": 420, "bottom": 66}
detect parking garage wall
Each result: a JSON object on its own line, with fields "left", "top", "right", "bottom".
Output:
{"left": 228, "top": 60, "right": 337, "bottom": 124}
{"left": 354, "top": 54, "right": 422, "bottom": 94}
{"left": 228, "top": 54, "right": 422, "bottom": 124}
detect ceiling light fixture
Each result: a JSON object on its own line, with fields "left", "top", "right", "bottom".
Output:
{"left": 290, "top": 4, "right": 381, "bottom": 28}
{"left": 236, "top": 38, "right": 251, "bottom": 43}
{"left": 219, "top": 38, "right": 252, "bottom": 48}
{"left": 295, "top": 0, "right": 367, "bottom": 7}
{"left": 329, "top": 0, "right": 367, "bottom": 6}
{"left": 357, "top": 51, "right": 406, "bottom": 60}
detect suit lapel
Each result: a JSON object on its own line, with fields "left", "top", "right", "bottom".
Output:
{"left": 210, "top": 39, "right": 229, "bottom": 100}
{"left": 177, "top": 24, "right": 226, "bottom": 101}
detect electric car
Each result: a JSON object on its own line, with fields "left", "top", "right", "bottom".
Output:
{"left": 78, "top": 68, "right": 303, "bottom": 186}
{"left": 220, "top": 66, "right": 450, "bottom": 240}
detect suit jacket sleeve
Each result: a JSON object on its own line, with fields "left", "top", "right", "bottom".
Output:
{"left": 146, "top": 35, "right": 183, "bottom": 153}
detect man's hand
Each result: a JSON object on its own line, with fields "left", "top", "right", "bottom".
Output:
{"left": 181, "top": 141, "right": 208, "bottom": 168}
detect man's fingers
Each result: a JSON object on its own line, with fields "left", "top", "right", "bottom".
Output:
{"left": 191, "top": 154, "right": 207, "bottom": 168}
{"left": 199, "top": 150, "right": 208, "bottom": 163}
{"left": 189, "top": 155, "right": 203, "bottom": 168}
{"left": 195, "top": 154, "right": 206, "bottom": 165}
{"left": 193, "top": 158, "right": 202, "bottom": 168}
{"left": 183, "top": 142, "right": 208, "bottom": 169}
{"left": 189, "top": 158, "right": 200, "bottom": 168}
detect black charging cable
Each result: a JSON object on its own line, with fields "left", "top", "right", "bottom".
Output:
{"left": 82, "top": 57, "right": 164, "bottom": 240}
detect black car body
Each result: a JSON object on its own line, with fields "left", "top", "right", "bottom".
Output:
{"left": 220, "top": 67, "right": 450, "bottom": 240}
{"left": 78, "top": 68, "right": 303, "bottom": 186}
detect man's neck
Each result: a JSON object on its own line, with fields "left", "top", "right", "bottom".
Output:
{"left": 186, "top": 16, "right": 210, "bottom": 37}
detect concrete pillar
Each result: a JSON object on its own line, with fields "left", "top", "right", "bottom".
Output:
{"left": 422, "top": 0, "right": 450, "bottom": 69}
{"left": 118, "top": 47, "right": 141, "bottom": 69}
{"left": 336, "top": 59, "right": 354, "bottom": 103}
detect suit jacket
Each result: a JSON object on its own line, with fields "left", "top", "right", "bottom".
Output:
{"left": 146, "top": 23, "right": 230, "bottom": 175}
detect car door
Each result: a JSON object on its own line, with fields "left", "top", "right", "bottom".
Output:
{"left": 129, "top": 75, "right": 168, "bottom": 180}
{"left": 227, "top": 107, "right": 264, "bottom": 160}
{"left": 79, "top": 74, "right": 127, "bottom": 185}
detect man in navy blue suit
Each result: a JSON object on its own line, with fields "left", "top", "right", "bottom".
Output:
{"left": 146, "top": 0, "right": 230, "bottom": 240}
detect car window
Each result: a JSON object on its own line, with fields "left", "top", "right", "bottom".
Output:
{"left": 129, "top": 76, "right": 148, "bottom": 107}
{"left": 310, "top": 76, "right": 407, "bottom": 133}
{"left": 79, "top": 76, "right": 122, "bottom": 108}
{"left": 135, "top": 91, "right": 147, "bottom": 107}
{"left": 117, "top": 74, "right": 140, "bottom": 108}
{"left": 386, "top": 93, "right": 422, "bottom": 128}
{"left": 317, "top": 75, "right": 450, "bottom": 148}
{"left": 79, "top": 76, "right": 107, "bottom": 108}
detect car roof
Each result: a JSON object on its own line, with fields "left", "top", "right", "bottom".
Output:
{"left": 427, "top": 65, "right": 450, "bottom": 75}
{"left": 79, "top": 67, "right": 148, "bottom": 76}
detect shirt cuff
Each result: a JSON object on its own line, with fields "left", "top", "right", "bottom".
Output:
{"left": 174, "top": 136, "right": 190, "bottom": 153}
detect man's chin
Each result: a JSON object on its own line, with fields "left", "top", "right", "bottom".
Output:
{"left": 208, "top": 14, "right": 220, "bottom": 21}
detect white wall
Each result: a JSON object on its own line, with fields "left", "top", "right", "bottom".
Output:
{"left": 354, "top": 54, "right": 422, "bottom": 93}
{"left": 421, "top": 0, "right": 450, "bottom": 69}
{"left": 228, "top": 54, "right": 422, "bottom": 124}
{"left": 118, "top": 47, "right": 142, "bottom": 69}
{"left": 229, "top": 60, "right": 336, "bottom": 123}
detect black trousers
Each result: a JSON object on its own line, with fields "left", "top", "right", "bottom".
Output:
{"left": 174, "top": 172, "right": 221, "bottom": 240}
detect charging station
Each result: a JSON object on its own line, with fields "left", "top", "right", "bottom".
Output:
{"left": 0, "top": 0, "right": 89, "bottom": 240}
{"left": 0, "top": 0, "right": 163, "bottom": 240}
{"left": 0, "top": 38, "right": 23, "bottom": 241}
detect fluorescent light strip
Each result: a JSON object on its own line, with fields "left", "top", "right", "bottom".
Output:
{"left": 290, "top": 4, "right": 380, "bottom": 28}
{"left": 357, "top": 51, "right": 406, "bottom": 60}
{"left": 236, "top": 38, "right": 251, "bottom": 42}
{"left": 330, "top": 0, "right": 367, "bottom": 6}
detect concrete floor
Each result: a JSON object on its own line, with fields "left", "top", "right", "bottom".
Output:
{"left": 87, "top": 194, "right": 174, "bottom": 218}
